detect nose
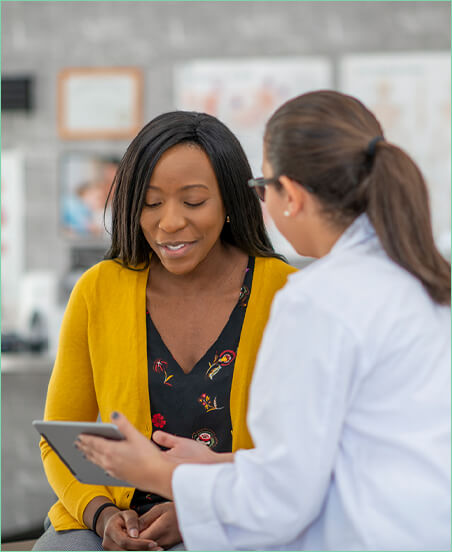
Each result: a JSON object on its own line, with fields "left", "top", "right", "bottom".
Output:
{"left": 158, "top": 203, "right": 187, "bottom": 234}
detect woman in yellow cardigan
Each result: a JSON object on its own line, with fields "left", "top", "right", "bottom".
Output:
{"left": 34, "top": 111, "right": 296, "bottom": 551}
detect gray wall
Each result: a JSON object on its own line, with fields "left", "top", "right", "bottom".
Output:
{"left": 1, "top": 0, "right": 450, "bottom": 539}
{"left": 2, "top": 0, "right": 450, "bottom": 278}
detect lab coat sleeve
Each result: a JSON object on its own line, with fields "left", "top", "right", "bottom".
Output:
{"left": 172, "top": 290, "right": 362, "bottom": 550}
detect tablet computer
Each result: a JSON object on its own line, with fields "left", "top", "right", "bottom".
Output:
{"left": 33, "top": 420, "right": 132, "bottom": 487}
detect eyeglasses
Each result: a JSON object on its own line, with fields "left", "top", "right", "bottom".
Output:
{"left": 248, "top": 176, "right": 315, "bottom": 201}
{"left": 247, "top": 177, "right": 280, "bottom": 202}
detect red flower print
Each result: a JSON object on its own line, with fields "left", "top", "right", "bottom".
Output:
{"left": 152, "top": 413, "right": 166, "bottom": 428}
{"left": 153, "top": 359, "right": 168, "bottom": 373}
{"left": 153, "top": 359, "right": 174, "bottom": 386}
{"left": 218, "top": 350, "right": 235, "bottom": 366}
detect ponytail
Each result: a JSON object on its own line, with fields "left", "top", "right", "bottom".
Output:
{"left": 367, "top": 143, "right": 450, "bottom": 305}
{"left": 265, "top": 90, "right": 450, "bottom": 306}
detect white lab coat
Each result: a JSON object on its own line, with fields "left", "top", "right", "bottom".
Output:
{"left": 172, "top": 214, "right": 451, "bottom": 551}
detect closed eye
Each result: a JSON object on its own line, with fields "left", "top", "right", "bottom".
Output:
{"left": 185, "top": 201, "right": 206, "bottom": 207}
{"left": 144, "top": 200, "right": 206, "bottom": 208}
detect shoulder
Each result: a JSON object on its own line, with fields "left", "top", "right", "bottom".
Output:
{"left": 280, "top": 247, "right": 444, "bottom": 344}
{"left": 74, "top": 258, "right": 148, "bottom": 297}
{"left": 255, "top": 256, "right": 297, "bottom": 281}
{"left": 241, "top": 257, "right": 296, "bottom": 317}
{"left": 247, "top": 256, "right": 298, "bottom": 305}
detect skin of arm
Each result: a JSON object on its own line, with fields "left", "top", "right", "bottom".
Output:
{"left": 76, "top": 412, "right": 234, "bottom": 496}
{"left": 153, "top": 430, "right": 235, "bottom": 465}
{"left": 77, "top": 412, "right": 176, "bottom": 498}
{"left": 77, "top": 417, "right": 235, "bottom": 549}
{"left": 137, "top": 502, "right": 182, "bottom": 548}
{"left": 83, "top": 496, "right": 163, "bottom": 551}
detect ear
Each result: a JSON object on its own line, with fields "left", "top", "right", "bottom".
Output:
{"left": 278, "top": 175, "right": 307, "bottom": 216}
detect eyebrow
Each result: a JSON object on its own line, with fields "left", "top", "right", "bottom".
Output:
{"left": 147, "top": 184, "right": 210, "bottom": 191}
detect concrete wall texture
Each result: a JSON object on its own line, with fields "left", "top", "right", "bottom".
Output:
{"left": 1, "top": 0, "right": 450, "bottom": 538}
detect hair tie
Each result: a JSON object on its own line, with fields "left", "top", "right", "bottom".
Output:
{"left": 366, "top": 136, "right": 385, "bottom": 158}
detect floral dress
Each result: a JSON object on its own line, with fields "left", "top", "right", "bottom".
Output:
{"left": 130, "top": 257, "right": 254, "bottom": 514}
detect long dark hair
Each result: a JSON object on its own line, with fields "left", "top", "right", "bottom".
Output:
{"left": 105, "top": 111, "right": 283, "bottom": 268}
{"left": 265, "top": 90, "right": 450, "bottom": 305}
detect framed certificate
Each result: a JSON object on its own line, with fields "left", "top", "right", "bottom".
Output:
{"left": 58, "top": 67, "right": 143, "bottom": 139}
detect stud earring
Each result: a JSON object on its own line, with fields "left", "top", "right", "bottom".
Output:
{"left": 226, "top": 215, "right": 230, "bottom": 223}
{"left": 283, "top": 210, "right": 290, "bottom": 217}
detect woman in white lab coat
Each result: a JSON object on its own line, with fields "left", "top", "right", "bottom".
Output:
{"left": 78, "top": 90, "right": 451, "bottom": 551}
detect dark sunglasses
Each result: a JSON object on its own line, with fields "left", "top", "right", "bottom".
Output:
{"left": 248, "top": 176, "right": 314, "bottom": 202}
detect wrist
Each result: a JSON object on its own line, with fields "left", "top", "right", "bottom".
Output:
{"left": 216, "top": 451, "right": 235, "bottom": 463}
{"left": 152, "top": 455, "right": 176, "bottom": 500}
{"left": 94, "top": 504, "right": 120, "bottom": 537}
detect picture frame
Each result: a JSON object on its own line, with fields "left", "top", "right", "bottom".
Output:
{"left": 59, "top": 151, "right": 120, "bottom": 240}
{"left": 58, "top": 67, "right": 143, "bottom": 139}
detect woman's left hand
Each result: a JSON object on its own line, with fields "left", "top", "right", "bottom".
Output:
{"left": 138, "top": 502, "right": 182, "bottom": 549}
{"left": 76, "top": 412, "right": 175, "bottom": 498}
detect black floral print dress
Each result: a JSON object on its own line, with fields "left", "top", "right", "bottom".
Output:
{"left": 130, "top": 257, "right": 255, "bottom": 514}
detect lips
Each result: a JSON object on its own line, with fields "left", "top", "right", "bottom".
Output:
{"left": 157, "top": 241, "right": 196, "bottom": 258}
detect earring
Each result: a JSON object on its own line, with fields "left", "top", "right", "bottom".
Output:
{"left": 283, "top": 210, "right": 290, "bottom": 217}
{"left": 226, "top": 215, "right": 230, "bottom": 223}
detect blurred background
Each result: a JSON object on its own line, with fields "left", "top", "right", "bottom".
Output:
{"left": 2, "top": 0, "right": 450, "bottom": 543}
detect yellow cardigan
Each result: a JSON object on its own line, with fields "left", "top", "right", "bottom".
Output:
{"left": 41, "top": 256, "right": 297, "bottom": 531}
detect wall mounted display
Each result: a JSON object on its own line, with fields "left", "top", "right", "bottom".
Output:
{"left": 1, "top": 150, "right": 25, "bottom": 331}
{"left": 339, "top": 52, "right": 451, "bottom": 254}
{"left": 58, "top": 68, "right": 143, "bottom": 139}
{"left": 174, "top": 58, "right": 332, "bottom": 262}
{"left": 59, "top": 152, "right": 120, "bottom": 239}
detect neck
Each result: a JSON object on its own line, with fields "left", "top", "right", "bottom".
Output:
{"left": 303, "top": 215, "right": 348, "bottom": 258}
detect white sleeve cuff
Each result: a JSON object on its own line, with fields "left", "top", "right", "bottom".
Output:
{"left": 172, "top": 462, "right": 236, "bottom": 551}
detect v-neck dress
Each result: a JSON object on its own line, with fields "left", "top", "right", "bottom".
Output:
{"left": 130, "top": 256, "right": 255, "bottom": 514}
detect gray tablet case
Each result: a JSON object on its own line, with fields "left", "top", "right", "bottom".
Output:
{"left": 33, "top": 420, "right": 133, "bottom": 487}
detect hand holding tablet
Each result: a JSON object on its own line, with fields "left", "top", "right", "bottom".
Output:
{"left": 33, "top": 420, "right": 132, "bottom": 487}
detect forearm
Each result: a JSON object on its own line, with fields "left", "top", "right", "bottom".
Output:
{"left": 83, "top": 496, "right": 119, "bottom": 537}
{"left": 173, "top": 451, "right": 310, "bottom": 551}
{"left": 213, "top": 452, "right": 235, "bottom": 463}
{"left": 148, "top": 457, "right": 177, "bottom": 500}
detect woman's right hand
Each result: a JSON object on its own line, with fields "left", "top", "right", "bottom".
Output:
{"left": 100, "top": 508, "right": 163, "bottom": 551}
{"left": 152, "top": 431, "right": 226, "bottom": 464}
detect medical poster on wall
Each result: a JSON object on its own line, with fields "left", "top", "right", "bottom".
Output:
{"left": 1, "top": 150, "right": 25, "bottom": 330}
{"left": 174, "top": 58, "right": 332, "bottom": 263}
{"left": 339, "top": 52, "right": 451, "bottom": 255}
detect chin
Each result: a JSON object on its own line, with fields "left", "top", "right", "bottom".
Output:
{"left": 296, "top": 246, "right": 318, "bottom": 258}
{"left": 289, "top": 239, "right": 310, "bottom": 258}
{"left": 160, "top": 257, "right": 199, "bottom": 276}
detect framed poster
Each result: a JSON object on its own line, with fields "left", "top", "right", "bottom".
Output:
{"left": 59, "top": 152, "right": 120, "bottom": 239}
{"left": 175, "top": 57, "right": 332, "bottom": 176}
{"left": 339, "top": 52, "right": 451, "bottom": 252}
{"left": 174, "top": 57, "right": 332, "bottom": 264}
{"left": 58, "top": 67, "right": 143, "bottom": 139}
